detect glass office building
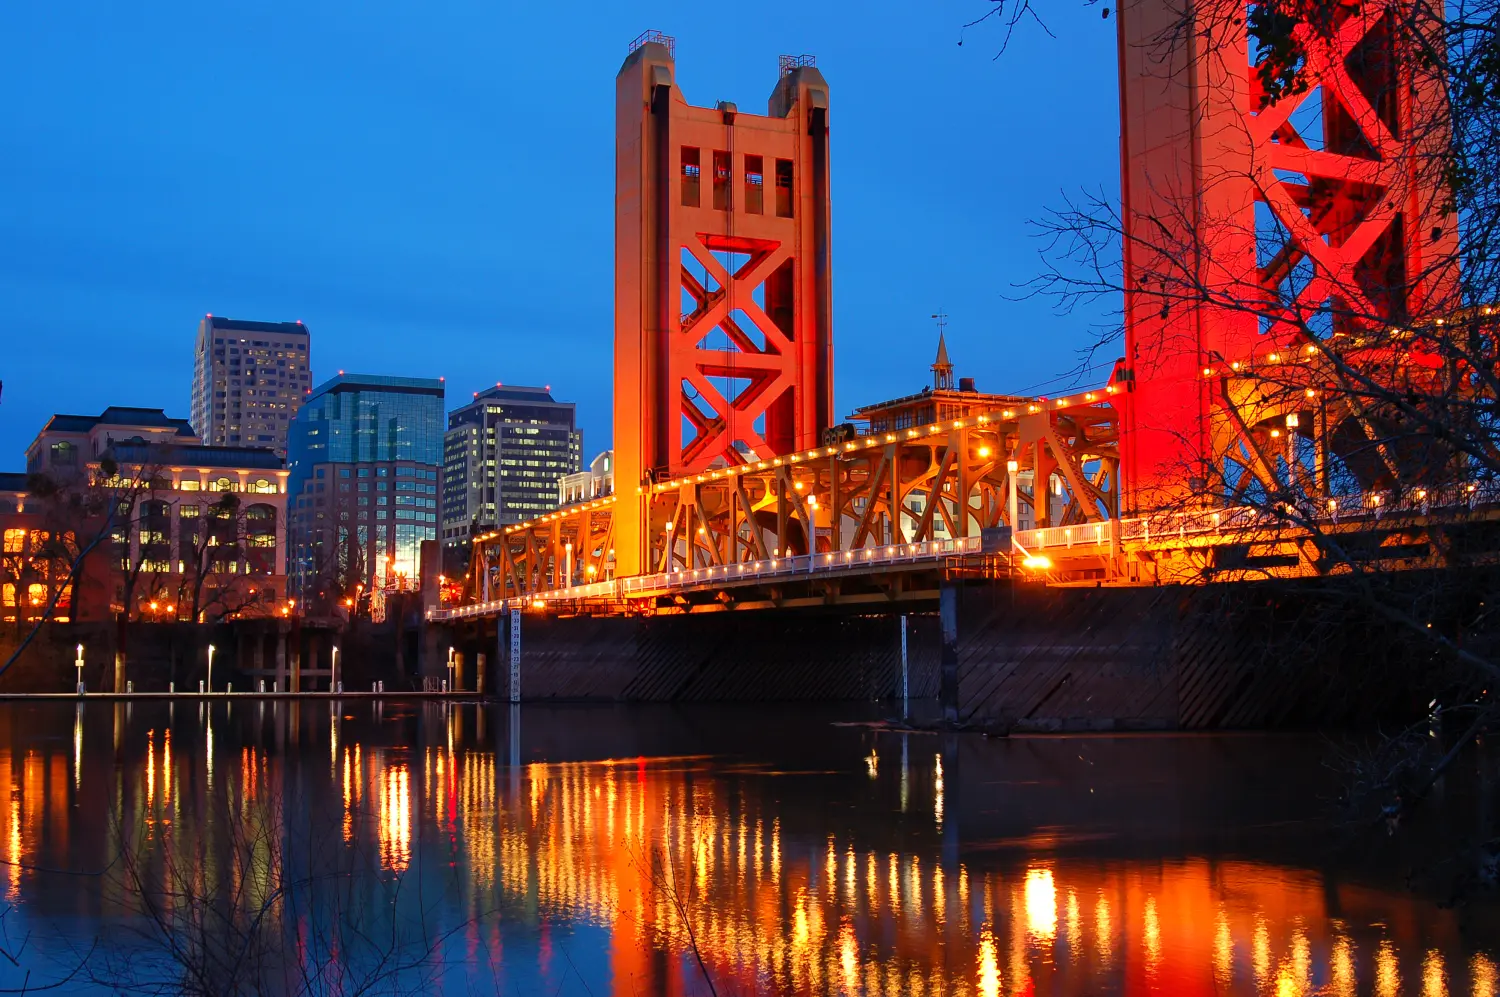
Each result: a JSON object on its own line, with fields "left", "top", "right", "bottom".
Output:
{"left": 286, "top": 374, "right": 444, "bottom": 600}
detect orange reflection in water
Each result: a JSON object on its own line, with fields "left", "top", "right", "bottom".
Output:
{"left": 2, "top": 720, "right": 1495, "bottom": 997}
{"left": 441, "top": 754, "right": 1496, "bottom": 997}
{"left": 378, "top": 763, "right": 411, "bottom": 872}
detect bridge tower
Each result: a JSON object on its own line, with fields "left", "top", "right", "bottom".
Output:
{"left": 613, "top": 34, "right": 834, "bottom": 577}
{"left": 1115, "top": 0, "right": 1459, "bottom": 513}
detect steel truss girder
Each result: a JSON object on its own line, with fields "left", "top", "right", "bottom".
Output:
{"left": 460, "top": 402, "right": 1122, "bottom": 602}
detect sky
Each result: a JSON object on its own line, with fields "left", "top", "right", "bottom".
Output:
{"left": 0, "top": 1, "right": 1122, "bottom": 466}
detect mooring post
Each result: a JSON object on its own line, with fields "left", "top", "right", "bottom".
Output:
{"left": 899, "top": 614, "right": 910, "bottom": 720}
{"left": 939, "top": 583, "right": 959, "bottom": 723}
{"left": 508, "top": 608, "right": 522, "bottom": 704}
{"left": 495, "top": 623, "right": 506, "bottom": 699}
{"left": 508, "top": 702, "right": 522, "bottom": 794}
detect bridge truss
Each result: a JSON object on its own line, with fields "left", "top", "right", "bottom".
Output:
{"left": 458, "top": 389, "right": 1124, "bottom": 614}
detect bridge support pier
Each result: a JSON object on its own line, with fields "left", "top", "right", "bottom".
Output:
{"left": 421, "top": 621, "right": 446, "bottom": 689}
{"left": 939, "top": 583, "right": 959, "bottom": 723}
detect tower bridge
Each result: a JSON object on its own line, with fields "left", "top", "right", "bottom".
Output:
{"left": 436, "top": 10, "right": 1500, "bottom": 626}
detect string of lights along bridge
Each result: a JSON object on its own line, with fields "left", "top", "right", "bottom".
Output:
{"left": 440, "top": 15, "right": 1495, "bottom": 621}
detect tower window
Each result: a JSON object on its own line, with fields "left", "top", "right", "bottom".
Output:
{"left": 681, "top": 147, "right": 701, "bottom": 207}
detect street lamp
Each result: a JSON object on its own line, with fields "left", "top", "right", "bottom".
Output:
{"left": 75, "top": 644, "right": 84, "bottom": 695}
{"left": 331, "top": 645, "right": 340, "bottom": 692}
{"left": 207, "top": 644, "right": 215, "bottom": 694}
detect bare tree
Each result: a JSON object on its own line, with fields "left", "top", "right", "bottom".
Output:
{"left": 0, "top": 461, "right": 149, "bottom": 681}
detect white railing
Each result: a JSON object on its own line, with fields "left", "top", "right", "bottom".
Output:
{"left": 430, "top": 536, "right": 982, "bottom": 620}
{"left": 1018, "top": 480, "right": 1500, "bottom": 553}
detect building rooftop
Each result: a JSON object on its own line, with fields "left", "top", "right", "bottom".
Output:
{"left": 41, "top": 407, "right": 197, "bottom": 438}
{"left": 308, "top": 373, "right": 446, "bottom": 401}
{"left": 109, "top": 442, "right": 285, "bottom": 471}
{"left": 206, "top": 316, "right": 309, "bottom": 336}
{"left": 469, "top": 384, "right": 561, "bottom": 404}
{"left": 848, "top": 387, "right": 1031, "bottom": 420}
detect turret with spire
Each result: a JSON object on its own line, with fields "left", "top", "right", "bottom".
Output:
{"left": 931, "top": 329, "right": 954, "bottom": 391}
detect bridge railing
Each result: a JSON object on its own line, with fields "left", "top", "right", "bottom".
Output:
{"left": 1016, "top": 481, "right": 1500, "bottom": 554}
{"left": 432, "top": 536, "right": 982, "bottom": 620}
{"left": 437, "top": 481, "right": 1500, "bottom": 620}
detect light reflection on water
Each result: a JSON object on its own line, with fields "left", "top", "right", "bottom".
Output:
{"left": 0, "top": 701, "right": 1489, "bottom": 994}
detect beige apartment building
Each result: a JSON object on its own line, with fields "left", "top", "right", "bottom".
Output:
{"left": 22, "top": 407, "right": 290, "bottom": 621}
{"left": 190, "top": 315, "right": 311, "bottom": 458}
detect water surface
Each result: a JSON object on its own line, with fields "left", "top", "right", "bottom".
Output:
{"left": 0, "top": 700, "right": 1493, "bottom": 994}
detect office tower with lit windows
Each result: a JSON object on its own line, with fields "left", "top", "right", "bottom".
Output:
{"left": 190, "top": 315, "right": 311, "bottom": 457}
{"left": 285, "top": 374, "right": 444, "bottom": 602}
{"left": 440, "top": 385, "right": 582, "bottom": 556}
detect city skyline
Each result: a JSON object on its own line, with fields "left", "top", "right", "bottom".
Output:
{"left": 0, "top": 1, "right": 1122, "bottom": 473}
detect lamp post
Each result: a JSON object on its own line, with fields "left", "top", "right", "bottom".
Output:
{"left": 75, "top": 644, "right": 84, "bottom": 695}
{"left": 446, "top": 646, "right": 455, "bottom": 692}
{"left": 331, "top": 646, "right": 340, "bottom": 693}
{"left": 207, "top": 644, "right": 215, "bottom": 694}
{"left": 1006, "top": 459, "right": 1021, "bottom": 541}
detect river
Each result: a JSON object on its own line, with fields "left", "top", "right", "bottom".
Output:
{"left": 0, "top": 699, "right": 1492, "bottom": 994}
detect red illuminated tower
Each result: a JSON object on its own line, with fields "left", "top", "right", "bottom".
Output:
{"left": 1115, "top": 0, "right": 1458, "bottom": 511}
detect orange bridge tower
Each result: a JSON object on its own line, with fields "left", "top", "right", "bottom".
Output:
{"left": 613, "top": 33, "right": 834, "bottom": 577}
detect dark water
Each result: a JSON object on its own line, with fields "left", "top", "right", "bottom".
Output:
{"left": 0, "top": 699, "right": 1494, "bottom": 995}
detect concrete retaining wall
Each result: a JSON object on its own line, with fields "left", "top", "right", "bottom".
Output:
{"left": 441, "top": 577, "right": 1474, "bottom": 729}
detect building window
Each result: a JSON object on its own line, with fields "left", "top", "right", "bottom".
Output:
{"left": 712, "top": 150, "right": 731, "bottom": 210}
{"left": 744, "top": 154, "right": 764, "bottom": 214}
{"left": 681, "top": 146, "right": 701, "bottom": 207}
{"left": 50, "top": 442, "right": 78, "bottom": 467}
{"left": 775, "top": 158, "right": 794, "bottom": 217}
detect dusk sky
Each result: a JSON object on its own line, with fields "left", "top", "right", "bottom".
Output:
{"left": 0, "top": 1, "right": 1121, "bottom": 465}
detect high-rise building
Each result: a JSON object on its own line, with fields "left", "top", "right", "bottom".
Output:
{"left": 286, "top": 374, "right": 444, "bottom": 604}
{"left": 191, "top": 315, "right": 311, "bottom": 457}
{"left": 440, "top": 385, "right": 582, "bottom": 555}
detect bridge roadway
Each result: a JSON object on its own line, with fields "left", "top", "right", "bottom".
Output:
{"left": 432, "top": 478, "right": 1500, "bottom": 621}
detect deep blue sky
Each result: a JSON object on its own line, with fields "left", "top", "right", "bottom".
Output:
{"left": 0, "top": 1, "right": 1120, "bottom": 465}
